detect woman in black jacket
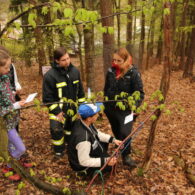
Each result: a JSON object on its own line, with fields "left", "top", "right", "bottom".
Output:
{"left": 104, "top": 48, "right": 144, "bottom": 167}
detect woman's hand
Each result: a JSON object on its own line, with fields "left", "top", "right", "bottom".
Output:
{"left": 114, "top": 139, "right": 122, "bottom": 146}
{"left": 107, "top": 157, "right": 117, "bottom": 166}
{"left": 18, "top": 100, "right": 26, "bottom": 107}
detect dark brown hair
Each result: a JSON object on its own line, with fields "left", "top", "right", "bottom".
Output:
{"left": 0, "top": 50, "right": 10, "bottom": 66}
{"left": 54, "top": 47, "right": 68, "bottom": 60}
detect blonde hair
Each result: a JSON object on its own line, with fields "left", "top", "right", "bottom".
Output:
{"left": 114, "top": 48, "right": 132, "bottom": 79}
{"left": 0, "top": 50, "right": 10, "bottom": 66}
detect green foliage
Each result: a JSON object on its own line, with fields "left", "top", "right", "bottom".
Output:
{"left": 163, "top": 8, "right": 170, "bottom": 16}
{"left": 165, "top": 109, "right": 171, "bottom": 115}
{"left": 62, "top": 187, "right": 71, "bottom": 194}
{"left": 30, "top": 168, "right": 36, "bottom": 176}
{"left": 41, "top": 6, "right": 48, "bottom": 15}
{"left": 137, "top": 167, "right": 144, "bottom": 176}
{"left": 15, "top": 189, "right": 20, "bottom": 195}
{"left": 64, "top": 8, "right": 73, "bottom": 18}
{"left": 116, "top": 102, "right": 126, "bottom": 110}
{"left": 28, "top": 13, "right": 37, "bottom": 28}
{"left": 14, "top": 22, "right": 21, "bottom": 31}
{"left": 64, "top": 25, "right": 75, "bottom": 37}
{"left": 18, "top": 182, "right": 25, "bottom": 190}
{"left": 151, "top": 115, "right": 157, "bottom": 121}
{"left": 4, "top": 171, "right": 13, "bottom": 177}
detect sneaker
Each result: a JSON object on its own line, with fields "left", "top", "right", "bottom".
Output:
{"left": 19, "top": 159, "right": 34, "bottom": 168}
{"left": 55, "top": 152, "right": 63, "bottom": 156}
{"left": 8, "top": 174, "right": 21, "bottom": 181}
{"left": 2, "top": 167, "right": 14, "bottom": 174}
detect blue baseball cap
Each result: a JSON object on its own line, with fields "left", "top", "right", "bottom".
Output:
{"left": 78, "top": 103, "right": 103, "bottom": 118}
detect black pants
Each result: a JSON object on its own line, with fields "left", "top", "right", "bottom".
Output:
{"left": 104, "top": 106, "right": 133, "bottom": 156}
{"left": 50, "top": 115, "right": 75, "bottom": 153}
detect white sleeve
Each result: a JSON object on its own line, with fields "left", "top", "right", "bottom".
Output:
{"left": 76, "top": 141, "right": 102, "bottom": 167}
{"left": 12, "top": 64, "right": 22, "bottom": 90}
{"left": 97, "top": 130, "right": 112, "bottom": 143}
{"left": 13, "top": 102, "right": 21, "bottom": 110}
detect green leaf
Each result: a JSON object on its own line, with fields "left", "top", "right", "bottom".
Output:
{"left": 99, "top": 26, "right": 107, "bottom": 33}
{"left": 158, "top": 104, "right": 165, "bottom": 111}
{"left": 14, "top": 22, "right": 21, "bottom": 31}
{"left": 62, "top": 187, "right": 71, "bottom": 195}
{"left": 64, "top": 8, "right": 73, "bottom": 18}
{"left": 30, "top": 168, "right": 36, "bottom": 176}
{"left": 64, "top": 26, "right": 74, "bottom": 36}
{"left": 114, "top": 95, "right": 119, "bottom": 101}
{"left": 5, "top": 171, "right": 13, "bottom": 177}
{"left": 165, "top": 109, "right": 171, "bottom": 115}
{"left": 18, "top": 182, "right": 25, "bottom": 190}
{"left": 16, "top": 189, "right": 20, "bottom": 195}
{"left": 164, "top": 8, "right": 170, "bottom": 16}
{"left": 28, "top": 13, "right": 37, "bottom": 28}
{"left": 150, "top": 115, "right": 157, "bottom": 121}
{"left": 108, "top": 27, "right": 114, "bottom": 34}
{"left": 41, "top": 7, "right": 48, "bottom": 15}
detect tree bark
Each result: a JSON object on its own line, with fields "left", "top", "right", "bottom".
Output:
{"left": 138, "top": 0, "right": 145, "bottom": 71}
{"left": 100, "top": 0, "right": 115, "bottom": 76}
{"left": 142, "top": 2, "right": 172, "bottom": 171}
{"left": 183, "top": 10, "right": 195, "bottom": 78}
{"left": 83, "top": 0, "right": 95, "bottom": 91}
{"left": 115, "top": 0, "right": 121, "bottom": 47}
{"left": 126, "top": 0, "right": 133, "bottom": 54}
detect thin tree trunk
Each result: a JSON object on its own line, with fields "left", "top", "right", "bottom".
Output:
{"left": 178, "top": 0, "right": 189, "bottom": 70}
{"left": 83, "top": 0, "right": 95, "bottom": 91}
{"left": 34, "top": 12, "right": 47, "bottom": 75}
{"left": 100, "top": 0, "right": 115, "bottom": 75}
{"left": 115, "top": 0, "right": 121, "bottom": 47}
{"left": 126, "top": 0, "right": 133, "bottom": 54}
{"left": 142, "top": 2, "right": 172, "bottom": 171}
{"left": 156, "top": 15, "right": 163, "bottom": 64}
{"left": 138, "top": 2, "right": 145, "bottom": 71}
{"left": 183, "top": 12, "right": 195, "bottom": 78}
{"left": 133, "top": 0, "right": 137, "bottom": 44}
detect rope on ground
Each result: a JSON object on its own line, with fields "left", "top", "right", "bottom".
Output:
{"left": 85, "top": 109, "right": 157, "bottom": 193}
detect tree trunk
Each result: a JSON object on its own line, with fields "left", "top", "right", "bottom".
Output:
{"left": 83, "top": 0, "right": 95, "bottom": 91}
{"left": 138, "top": 2, "right": 145, "bottom": 71}
{"left": 115, "top": 0, "right": 121, "bottom": 47}
{"left": 183, "top": 11, "right": 195, "bottom": 78}
{"left": 133, "top": 0, "right": 137, "bottom": 44}
{"left": 142, "top": 2, "right": 172, "bottom": 171}
{"left": 178, "top": 0, "right": 189, "bottom": 70}
{"left": 145, "top": 8, "right": 156, "bottom": 70}
{"left": 126, "top": 0, "right": 133, "bottom": 54}
{"left": 72, "top": 0, "right": 85, "bottom": 82}
{"left": 156, "top": 15, "right": 163, "bottom": 64}
{"left": 34, "top": 11, "right": 47, "bottom": 75}
{"left": 100, "top": 0, "right": 115, "bottom": 75}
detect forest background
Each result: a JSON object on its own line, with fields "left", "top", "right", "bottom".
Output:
{"left": 0, "top": 0, "right": 194, "bottom": 194}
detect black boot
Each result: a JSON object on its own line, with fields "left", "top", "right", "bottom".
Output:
{"left": 122, "top": 155, "right": 137, "bottom": 168}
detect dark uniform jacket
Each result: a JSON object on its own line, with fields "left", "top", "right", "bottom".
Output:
{"left": 42, "top": 62, "right": 85, "bottom": 115}
{"left": 68, "top": 119, "right": 114, "bottom": 171}
{"left": 104, "top": 65, "right": 144, "bottom": 108}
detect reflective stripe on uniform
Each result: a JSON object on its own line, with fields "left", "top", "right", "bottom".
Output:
{"left": 78, "top": 97, "right": 85, "bottom": 103}
{"left": 59, "top": 98, "right": 63, "bottom": 109}
{"left": 56, "top": 82, "right": 67, "bottom": 88}
{"left": 73, "top": 80, "right": 79, "bottom": 84}
{"left": 72, "top": 114, "right": 78, "bottom": 122}
{"left": 52, "top": 137, "right": 64, "bottom": 146}
{"left": 58, "top": 88, "right": 62, "bottom": 98}
{"left": 49, "top": 114, "right": 65, "bottom": 124}
{"left": 64, "top": 130, "right": 71, "bottom": 135}
{"left": 49, "top": 104, "right": 58, "bottom": 111}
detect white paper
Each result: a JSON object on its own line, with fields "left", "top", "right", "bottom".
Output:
{"left": 124, "top": 113, "right": 134, "bottom": 124}
{"left": 25, "top": 93, "right": 38, "bottom": 103}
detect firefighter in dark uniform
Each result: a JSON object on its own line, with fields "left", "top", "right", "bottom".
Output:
{"left": 104, "top": 48, "right": 144, "bottom": 167}
{"left": 43, "top": 47, "right": 85, "bottom": 156}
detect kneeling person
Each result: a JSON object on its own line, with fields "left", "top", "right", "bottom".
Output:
{"left": 68, "top": 103, "right": 122, "bottom": 174}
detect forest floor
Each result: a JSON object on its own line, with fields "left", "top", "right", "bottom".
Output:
{"left": 0, "top": 60, "right": 194, "bottom": 195}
